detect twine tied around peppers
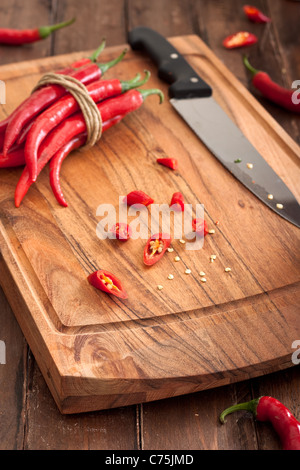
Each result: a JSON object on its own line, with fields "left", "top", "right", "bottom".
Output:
{"left": 31, "top": 73, "right": 102, "bottom": 146}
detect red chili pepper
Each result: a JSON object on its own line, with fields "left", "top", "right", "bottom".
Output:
{"left": 124, "top": 189, "right": 155, "bottom": 207}
{"left": 24, "top": 72, "right": 150, "bottom": 180}
{"left": 192, "top": 218, "right": 208, "bottom": 236}
{"left": 243, "top": 56, "right": 300, "bottom": 113}
{"left": 88, "top": 269, "right": 128, "bottom": 299}
{"left": 14, "top": 88, "right": 163, "bottom": 207}
{"left": 223, "top": 31, "right": 258, "bottom": 49}
{"left": 3, "top": 47, "right": 127, "bottom": 164}
{"left": 157, "top": 157, "right": 178, "bottom": 170}
{"left": 110, "top": 222, "right": 132, "bottom": 241}
{"left": 243, "top": 5, "right": 271, "bottom": 23}
{"left": 220, "top": 396, "right": 300, "bottom": 450}
{"left": 170, "top": 191, "right": 184, "bottom": 211}
{"left": 0, "top": 18, "right": 75, "bottom": 45}
{"left": 143, "top": 233, "right": 172, "bottom": 266}
{"left": 0, "top": 146, "right": 25, "bottom": 168}
{"left": 49, "top": 116, "right": 123, "bottom": 207}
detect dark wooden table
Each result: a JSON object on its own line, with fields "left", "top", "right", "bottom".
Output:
{"left": 0, "top": 0, "right": 299, "bottom": 451}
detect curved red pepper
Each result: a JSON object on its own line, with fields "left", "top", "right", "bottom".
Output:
{"left": 110, "top": 222, "right": 132, "bottom": 241}
{"left": 243, "top": 5, "right": 271, "bottom": 23}
{"left": 244, "top": 56, "right": 300, "bottom": 113}
{"left": 88, "top": 269, "right": 128, "bottom": 299}
{"left": 157, "top": 157, "right": 178, "bottom": 170}
{"left": 124, "top": 190, "right": 154, "bottom": 207}
{"left": 220, "top": 396, "right": 300, "bottom": 450}
{"left": 223, "top": 31, "right": 258, "bottom": 49}
{"left": 0, "top": 18, "right": 75, "bottom": 45}
{"left": 143, "top": 233, "right": 172, "bottom": 266}
{"left": 170, "top": 191, "right": 184, "bottom": 211}
{"left": 192, "top": 218, "right": 208, "bottom": 236}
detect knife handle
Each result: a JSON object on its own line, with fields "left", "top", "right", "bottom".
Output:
{"left": 128, "top": 26, "right": 212, "bottom": 99}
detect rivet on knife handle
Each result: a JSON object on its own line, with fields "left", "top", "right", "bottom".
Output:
{"left": 128, "top": 26, "right": 212, "bottom": 99}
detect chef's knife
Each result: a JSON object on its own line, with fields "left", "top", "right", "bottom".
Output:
{"left": 128, "top": 27, "right": 300, "bottom": 229}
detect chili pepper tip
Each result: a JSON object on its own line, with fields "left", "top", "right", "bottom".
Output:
{"left": 89, "top": 38, "right": 106, "bottom": 62}
{"left": 38, "top": 17, "right": 76, "bottom": 39}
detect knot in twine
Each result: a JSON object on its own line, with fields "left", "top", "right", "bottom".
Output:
{"left": 32, "top": 73, "right": 102, "bottom": 147}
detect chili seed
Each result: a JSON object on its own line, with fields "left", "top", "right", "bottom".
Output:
{"left": 200, "top": 277, "right": 207, "bottom": 283}
{"left": 208, "top": 229, "right": 215, "bottom": 234}
{"left": 167, "top": 247, "right": 174, "bottom": 252}
{"left": 247, "top": 163, "right": 253, "bottom": 169}
{"left": 199, "top": 271, "right": 206, "bottom": 276}
{"left": 276, "top": 203, "right": 283, "bottom": 209}
{"left": 167, "top": 274, "right": 174, "bottom": 280}
{"left": 225, "top": 267, "right": 231, "bottom": 272}
{"left": 267, "top": 194, "right": 273, "bottom": 200}
{"left": 157, "top": 285, "right": 164, "bottom": 290}
{"left": 174, "top": 256, "right": 180, "bottom": 262}
{"left": 179, "top": 239, "right": 185, "bottom": 244}
{"left": 185, "top": 269, "right": 191, "bottom": 274}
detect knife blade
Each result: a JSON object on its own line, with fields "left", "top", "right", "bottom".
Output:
{"left": 128, "top": 26, "right": 300, "bottom": 229}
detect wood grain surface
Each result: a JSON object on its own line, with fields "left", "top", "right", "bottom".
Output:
{"left": 0, "top": 0, "right": 299, "bottom": 451}
{"left": 0, "top": 33, "right": 299, "bottom": 415}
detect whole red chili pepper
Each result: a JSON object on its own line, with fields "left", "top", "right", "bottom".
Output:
{"left": 110, "top": 222, "right": 132, "bottom": 241}
{"left": 24, "top": 72, "right": 150, "bottom": 179}
{"left": 143, "top": 233, "right": 172, "bottom": 266}
{"left": 243, "top": 5, "right": 271, "bottom": 23}
{"left": 223, "top": 31, "right": 258, "bottom": 49}
{"left": 14, "top": 88, "right": 163, "bottom": 207}
{"left": 124, "top": 189, "right": 154, "bottom": 207}
{"left": 192, "top": 218, "right": 208, "bottom": 236}
{"left": 243, "top": 56, "right": 300, "bottom": 113}
{"left": 3, "top": 48, "right": 127, "bottom": 162}
{"left": 157, "top": 157, "right": 178, "bottom": 170}
{"left": 49, "top": 116, "right": 123, "bottom": 207}
{"left": 0, "top": 18, "right": 75, "bottom": 45}
{"left": 220, "top": 396, "right": 300, "bottom": 450}
{"left": 88, "top": 269, "right": 128, "bottom": 299}
{"left": 170, "top": 191, "right": 184, "bottom": 211}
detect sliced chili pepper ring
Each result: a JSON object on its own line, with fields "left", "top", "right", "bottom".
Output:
{"left": 157, "top": 157, "right": 178, "bottom": 170}
{"left": 223, "top": 31, "right": 258, "bottom": 49}
{"left": 124, "top": 190, "right": 154, "bottom": 207}
{"left": 110, "top": 223, "right": 132, "bottom": 241}
{"left": 88, "top": 269, "right": 128, "bottom": 299}
{"left": 143, "top": 233, "right": 172, "bottom": 266}
{"left": 170, "top": 192, "right": 184, "bottom": 211}
{"left": 192, "top": 218, "right": 208, "bottom": 236}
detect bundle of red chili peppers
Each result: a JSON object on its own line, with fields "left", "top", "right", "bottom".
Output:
{"left": 0, "top": 41, "right": 164, "bottom": 207}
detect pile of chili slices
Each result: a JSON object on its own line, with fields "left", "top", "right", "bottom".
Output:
{"left": 0, "top": 41, "right": 163, "bottom": 207}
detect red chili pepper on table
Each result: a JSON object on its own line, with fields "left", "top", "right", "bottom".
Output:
{"left": 110, "top": 222, "right": 132, "bottom": 241}
{"left": 243, "top": 5, "right": 271, "bottom": 23}
{"left": 143, "top": 233, "right": 172, "bottom": 266}
{"left": 243, "top": 56, "right": 300, "bottom": 113}
{"left": 0, "top": 147, "right": 25, "bottom": 168}
{"left": 14, "top": 88, "right": 163, "bottom": 207}
{"left": 24, "top": 72, "right": 150, "bottom": 180}
{"left": 0, "top": 18, "right": 75, "bottom": 45}
{"left": 124, "top": 190, "right": 154, "bottom": 207}
{"left": 2, "top": 47, "right": 127, "bottom": 162}
{"left": 156, "top": 157, "right": 178, "bottom": 170}
{"left": 49, "top": 116, "right": 123, "bottom": 207}
{"left": 170, "top": 191, "right": 184, "bottom": 211}
{"left": 192, "top": 218, "right": 208, "bottom": 237}
{"left": 223, "top": 31, "right": 258, "bottom": 49}
{"left": 88, "top": 269, "right": 128, "bottom": 299}
{"left": 220, "top": 396, "right": 300, "bottom": 450}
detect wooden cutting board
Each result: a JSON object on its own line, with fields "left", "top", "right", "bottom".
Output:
{"left": 0, "top": 36, "right": 299, "bottom": 414}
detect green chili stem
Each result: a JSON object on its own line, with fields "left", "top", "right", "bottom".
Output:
{"left": 121, "top": 70, "right": 151, "bottom": 92}
{"left": 219, "top": 398, "right": 260, "bottom": 424}
{"left": 38, "top": 18, "right": 76, "bottom": 39}
{"left": 98, "top": 48, "right": 127, "bottom": 74}
{"left": 243, "top": 55, "right": 259, "bottom": 77}
{"left": 89, "top": 38, "right": 106, "bottom": 62}
{"left": 139, "top": 88, "right": 164, "bottom": 104}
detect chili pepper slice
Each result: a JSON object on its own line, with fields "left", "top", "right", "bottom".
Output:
{"left": 110, "top": 222, "right": 132, "bottom": 241}
{"left": 243, "top": 5, "right": 271, "bottom": 23}
{"left": 243, "top": 56, "right": 300, "bottom": 113}
{"left": 170, "top": 191, "right": 184, "bottom": 211}
{"left": 49, "top": 117, "right": 123, "bottom": 207}
{"left": 223, "top": 31, "right": 258, "bottom": 49}
{"left": 0, "top": 18, "right": 75, "bottom": 45}
{"left": 220, "top": 396, "right": 300, "bottom": 450}
{"left": 157, "top": 157, "right": 178, "bottom": 170}
{"left": 192, "top": 218, "right": 208, "bottom": 236}
{"left": 88, "top": 269, "right": 128, "bottom": 299}
{"left": 24, "top": 72, "right": 150, "bottom": 178}
{"left": 3, "top": 48, "right": 127, "bottom": 164}
{"left": 124, "top": 189, "right": 155, "bottom": 207}
{"left": 143, "top": 233, "right": 172, "bottom": 266}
